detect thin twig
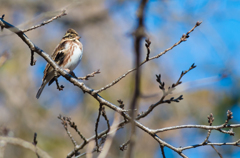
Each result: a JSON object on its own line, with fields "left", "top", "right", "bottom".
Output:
{"left": 30, "top": 50, "right": 36, "bottom": 66}
{"left": 223, "top": 110, "right": 233, "bottom": 126}
{"left": 180, "top": 141, "right": 240, "bottom": 151}
{"left": 152, "top": 124, "right": 240, "bottom": 134}
{"left": 202, "top": 113, "right": 214, "bottom": 145}
{"left": 145, "top": 38, "right": 151, "bottom": 61}
{"left": 208, "top": 141, "right": 223, "bottom": 158}
{"left": 58, "top": 115, "right": 77, "bottom": 147}
{"left": 22, "top": 10, "right": 67, "bottom": 33}
{"left": 117, "top": 99, "right": 125, "bottom": 109}
{"left": 95, "top": 22, "right": 202, "bottom": 94}
{"left": 0, "top": 10, "right": 67, "bottom": 39}
{"left": 77, "top": 69, "right": 100, "bottom": 80}
{"left": 120, "top": 140, "right": 130, "bottom": 151}
{"left": 174, "top": 63, "right": 196, "bottom": 88}
{"left": 137, "top": 64, "right": 195, "bottom": 120}
{"left": 67, "top": 120, "right": 126, "bottom": 158}
{"left": 218, "top": 128, "right": 234, "bottom": 136}
{"left": 101, "top": 106, "right": 110, "bottom": 134}
{"left": 235, "top": 139, "right": 240, "bottom": 144}
{"left": 66, "top": 117, "right": 87, "bottom": 143}
{"left": 32, "top": 133, "right": 38, "bottom": 146}
{"left": 160, "top": 145, "right": 166, "bottom": 158}
{"left": 75, "top": 137, "right": 107, "bottom": 158}
{"left": 201, "top": 130, "right": 212, "bottom": 145}
{"left": 32, "top": 133, "right": 40, "bottom": 158}
{"left": 95, "top": 105, "right": 102, "bottom": 152}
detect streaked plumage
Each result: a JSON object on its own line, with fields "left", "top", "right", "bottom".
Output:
{"left": 36, "top": 28, "right": 83, "bottom": 99}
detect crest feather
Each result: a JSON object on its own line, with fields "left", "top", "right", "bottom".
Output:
{"left": 66, "top": 28, "right": 78, "bottom": 36}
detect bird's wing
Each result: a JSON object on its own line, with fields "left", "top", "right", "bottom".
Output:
{"left": 42, "top": 40, "right": 68, "bottom": 81}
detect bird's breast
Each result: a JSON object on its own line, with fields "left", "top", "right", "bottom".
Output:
{"left": 63, "top": 42, "right": 83, "bottom": 71}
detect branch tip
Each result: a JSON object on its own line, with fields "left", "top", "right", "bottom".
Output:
{"left": 196, "top": 21, "right": 202, "bottom": 26}
{"left": 117, "top": 99, "right": 125, "bottom": 109}
{"left": 32, "top": 132, "right": 38, "bottom": 146}
{"left": 207, "top": 113, "right": 214, "bottom": 126}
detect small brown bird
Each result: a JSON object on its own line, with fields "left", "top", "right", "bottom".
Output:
{"left": 36, "top": 28, "right": 83, "bottom": 99}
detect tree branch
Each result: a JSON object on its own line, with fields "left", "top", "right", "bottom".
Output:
{"left": 95, "top": 22, "right": 202, "bottom": 93}
{"left": 0, "top": 136, "right": 51, "bottom": 158}
{"left": 22, "top": 10, "right": 66, "bottom": 33}
{"left": 58, "top": 115, "right": 77, "bottom": 147}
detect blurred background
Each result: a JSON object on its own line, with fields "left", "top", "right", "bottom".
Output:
{"left": 0, "top": 0, "right": 240, "bottom": 157}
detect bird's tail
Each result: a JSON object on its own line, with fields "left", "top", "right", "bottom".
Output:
{"left": 36, "top": 81, "right": 47, "bottom": 99}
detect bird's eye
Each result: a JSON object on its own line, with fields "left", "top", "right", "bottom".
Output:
{"left": 69, "top": 35, "right": 72, "bottom": 38}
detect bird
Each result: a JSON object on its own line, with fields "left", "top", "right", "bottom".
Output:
{"left": 36, "top": 28, "right": 83, "bottom": 99}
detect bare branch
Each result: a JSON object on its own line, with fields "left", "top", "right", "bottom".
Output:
{"left": 22, "top": 10, "right": 67, "bottom": 33}
{"left": 67, "top": 120, "right": 126, "bottom": 158}
{"left": 208, "top": 141, "right": 223, "bottom": 158}
{"left": 201, "top": 130, "right": 212, "bottom": 145}
{"left": 173, "top": 63, "right": 196, "bottom": 88}
{"left": 152, "top": 124, "right": 240, "bottom": 134}
{"left": 77, "top": 69, "right": 100, "bottom": 80}
{"left": 202, "top": 114, "right": 214, "bottom": 145}
{"left": 58, "top": 115, "right": 77, "bottom": 147}
{"left": 145, "top": 38, "right": 151, "bottom": 61}
{"left": 101, "top": 106, "right": 110, "bottom": 134}
{"left": 32, "top": 133, "right": 38, "bottom": 146}
{"left": 32, "top": 133, "right": 40, "bottom": 158}
{"left": 208, "top": 113, "right": 214, "bottom": 126}
{"left": 95, "top": 22, "right": 201, "bottom": 93}
{"left": 66, "top": 117, "right": 87, "bottom": 143}
{"left": 180, "top": 141, "right": 240, "bottom": 151}
{"left": 160, "top": 145, "right": 166, "bottom": 158}
{"left": 223, "top": 110, "right": 233, "bottom": 126}
{"left": 30, "top": 50, "right": 36, "bottom": 66}
{"left": 0, "top": 136, "right": 51, "bottom": 158}
{"left": 137, "top": 64, "right": 195, "bottom": 120}
{"left": 95, "top": 105, "right": 102, "bottom": 152}
{"left": 117, "top": 99, "right": 125, "bottom": 109}
{"left": 120, "top": 140, "right": 130, "bottom": 151}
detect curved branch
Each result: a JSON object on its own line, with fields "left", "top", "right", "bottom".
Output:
{"left": 0, "top": 136, "right": 51, "bottom": 158}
